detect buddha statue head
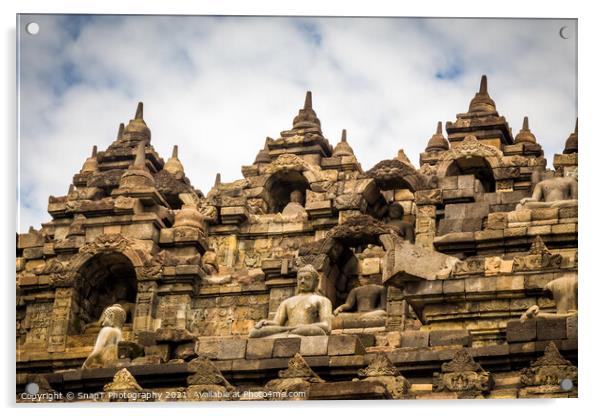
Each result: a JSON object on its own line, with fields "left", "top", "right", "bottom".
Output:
{"left": 101, "top": 304, "right": 127, "bottom": 329}
{"left": 290, "top": 189, "right": 304, "bottom": 205}
{"left": 296, "top": 265, "right": 320, "bottom": 294}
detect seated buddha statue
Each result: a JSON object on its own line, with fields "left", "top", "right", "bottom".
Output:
{"left": 249, "top": 265, "right": 332, "bottom": 338}
{"left": 333, "top": 275, "right": 387, "bottom": 328}
{"left": 520, "top": 274, "right": 577, "bottom": 321}
{"left": 516, "top": 168, "right": 578, "bottom": 211}
{"left": 82, "top": 304, "right": 126, "bottom": 369}
{"left": 384, "top": 202, "right": 415, "bottom": 243}
{"left": 281, "top": 190, "right": 307, "bottom": 219}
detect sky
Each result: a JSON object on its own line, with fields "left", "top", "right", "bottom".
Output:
{"left": 17, "top": 15, "right": 577, "bottom": 232}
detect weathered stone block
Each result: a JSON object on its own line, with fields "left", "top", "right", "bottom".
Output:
{"left": 132, "top": 331, "right": 155, "bottom": 348}
{"left": 429, "top": 330, "right": 471, "bottom": 347}
{"left": 551, "top": 223, "right": 577, "bottom": 234}
{"left": 531, "top": 208, "right": 559, "bottom": 221}
{"left": 246, "top": 338, "right": 274, "bottom": 359}
{"left": 559, "top": 206, "right": 578, "bottom": 219}
{"left": 486, "top": 212, "right": 507, "bottom": 230}
{"left": 360, "top": 257, "right": 381, "bottom": 275}
{"left": 437, "top": 219, "right": 463, "bottom": 235}
{"left": 299, "top": 335, "right": 329, "bottom": 356}
{"left": 536, "top": 317, "right": 567, "bottom": 340}
{"left": 327, "top": 335, "right": 366, "bottom": 356}
{"left": 495, "top": 275, "right": 525, "bottom": 292}
{"left": 527, "top": 225, "right": 552, "bottom": 236}
{"left": 217, "top": 338, "right": 247, "bottom": 360}
{"left": 458, "top": 175, "right": 475, "bottom": 189}
{"left": 144, "top": 344, "right": 171, "bottom": 362}
{"left": 400, "top": 330, "right": 429, "bottom": 348}
{"left": 272, "top": 338, "right": 301, "bottom": 358}
{"left": 441, "top": 176, "right": 458, "bottom": 190}
{"left": 194, "top": 338, "right": 221, "bottom": 359}
{"left": 465, "top": 277, "right": 497, "bottom": 294}
{"left": 443, "top": 279, "right": 465, "bottom": 294}
{"left": 506, "top": 319, "right": 536, "bottom": 342}
{"left": 507, "top": 210, "right": 531, "bottom": 223}
{"left": 23, "top": 247, "right": 44, "bottom": 260}
{"left": 415, "top": 189, "right": 442, "bottom": 205}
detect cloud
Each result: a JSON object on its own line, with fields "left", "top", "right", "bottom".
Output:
{"left": 17, "top": 15, "right": 577, "bottom": 232}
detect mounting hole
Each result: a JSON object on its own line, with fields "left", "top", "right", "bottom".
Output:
{"left": 25, "top": 382, "right": 40, "bottom": 395}
{"left": 560, "top": 378, "right": 573, "bottom": 391}
{"left": 25, "top": 22, "right": 40, "bottom": 35}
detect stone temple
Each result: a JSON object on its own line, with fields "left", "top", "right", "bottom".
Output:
{"left": 16, "top": 75, "right": 578, "bottom": 401}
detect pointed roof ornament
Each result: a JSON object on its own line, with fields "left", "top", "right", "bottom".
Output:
{"left": 123, "top": 101, "right": 151, "bottom": 141}
{"left": 164, "top": 144, "right": 185, "bottom": 177}
{"left": 479, "top": 74, "right": 488, "bottom": 94}
{"left": 80, "top": 145, "right": 99, "bottom": 173}
{"left": 135, "top": 102, "right": 143, "bottom": 120}
{"left": 292, "top": 91, "right": 321, "bottom": 131}
{"left": 118, "top": 140, "right": 155, "bottom": 189}
{"left": 563, "top": 118, "right": 578, "bottom": 154}
{"left": 425, "top": 121, "right": 449, "bottom": 152}
{"left": 254, "top": 138, "right": 271, "bottom": 164}
{"left": 333, "top": 129, "right": 355, "bottom": 157}
{"left": 132, "top": 140, "right": 147, "bottom": 170}
{"left": 469, "top": 75, "right": 497, "bottom": 113}
{"left": 515, "top": 116, "right": 537, "bottom": 144}
{"left": 304, "top": 91, "right": 312, "bottom": 110}
{"left": 117, "top": 123, "right": 125, "bottom": 140}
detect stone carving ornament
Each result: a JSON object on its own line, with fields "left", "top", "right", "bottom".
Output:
{"left": 520, "top": 342, "right": 577, "bottom": 388}
{"left": 432, "top": 349, "right": 493, "bottom": 393}
{"left": 441, "top": 135, "right": 503, "bottom": 161}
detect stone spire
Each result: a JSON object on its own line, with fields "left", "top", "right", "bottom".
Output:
{"left": 123, "top": 102, "right": 151, "bottom": 142}
{"left": 332, "top": 129, "right": 355, "bottom": 157}
{"left": 164, "top": 145, "right": 185, "bottom": 177}
{"left": 132, "top": 140, "right": 147, "bottom": 170}
{"left": 254, "top": 138, "right": 272, "bottom": 164}
{"left": 563, "top": 118, "right": 578, "bottom": 154}
{"left": 425, "top": 121, "right": 449, "bottom": 152}
{"left": 292, "top": 91, "right": 322, "bottom": 131}
{"left": 80, "top": 145, "right": 99, "bottom": 174}
{"left": 118, "top": 140, "right": 155, "bottom": 189}
{"left": 214, "top": 173, "right": 221, "bottom": 187}
{"left": 468, "top": 75, "right": 497, "bottom": 113}
{"left": 515, "top": 116, "right": 537, "bottom": 144}
{"left": 117, "top": 123, "right": 125, "bottom": 140}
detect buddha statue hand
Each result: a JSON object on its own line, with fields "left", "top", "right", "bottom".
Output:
{"left": 520, "top": 305, "right": 540, "bottom": 322}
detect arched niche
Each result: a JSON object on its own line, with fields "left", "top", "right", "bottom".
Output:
{"left": 265, "top": 170, "right": 309, "bottom": 214}
{"left": 445, "top": 156, "right": 496, "bottom": 193}
{"left": 72, "top": 252, "right": 137, "bottom": 333}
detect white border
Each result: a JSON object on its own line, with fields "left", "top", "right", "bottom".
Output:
{"left": 3, "top": 1, "right": 600, "bottom": 414}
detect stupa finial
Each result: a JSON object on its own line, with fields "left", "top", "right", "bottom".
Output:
{"left": 135, "top": 102, "right": 143, "bottom": 120}
{"left": 304, "top": 91, "right": 312, "bottom": 110}
{"left": 117, "top": 123, "right": 124, "bottom": 140}
{"left": 133, "top": 141, "right": 146, "bottom": 169}
{"left": 479, "top": 74, "right": 488, "bottom": 94}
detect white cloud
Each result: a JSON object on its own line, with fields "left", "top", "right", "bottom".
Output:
{"left": 17, "top": 15, "right": 577, "bottom": 232}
